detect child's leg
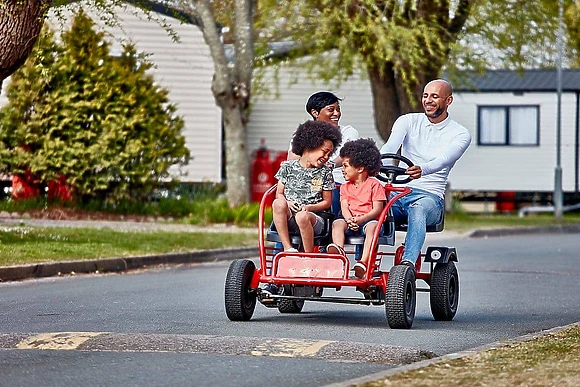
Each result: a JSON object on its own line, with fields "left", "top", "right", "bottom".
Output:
{"left": 272, "top": 198, "right": 293, "bottom": 250}
{"left": 294, "top": 211, "right": 316, "bottom": 253}
{"left": 360, "top": 222, "right": 378, "bottom": 268}
{"left": 331, "top": 219, "right": 347, "bottom": 247}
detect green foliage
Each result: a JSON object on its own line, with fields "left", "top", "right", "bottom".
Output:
{"left": 255, "top": 0, "right": 579, "bottom": 100}
{"left": 565, "top": 1, "right": 580, "bottom": 67}
{"left": 0, "top": 9, "right": 190, "bottom": 202}
{"left": 185, "top": 198, "right": 269, "bottom": 226}
{"left": 459, "top": 0, "right": 568, "bottom": 70}
{"left": 0, "top": 182, "right": 269, "bottom": 227}
{"left": 256, "top": 1, "right": 463, "bottom": 92}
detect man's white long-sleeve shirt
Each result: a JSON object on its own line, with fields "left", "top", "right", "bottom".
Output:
{"left": 380, "top": 113, "right": 471, "bottom": 198}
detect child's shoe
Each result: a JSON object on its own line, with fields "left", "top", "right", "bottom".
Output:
{"left": 326, "top": 243, "right": 346, "bottom": 256}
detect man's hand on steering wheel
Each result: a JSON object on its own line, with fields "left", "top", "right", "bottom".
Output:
{"left": 406, "top": 165, "right": 422, "bottom": 180}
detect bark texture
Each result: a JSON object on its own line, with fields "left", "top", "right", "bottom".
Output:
{"left": 0, "top": 0, "right": 52, "bottom": 91}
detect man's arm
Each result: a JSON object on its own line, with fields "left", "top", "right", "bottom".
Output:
{"left": 380, "top": 116, "right": 409, "bottom": 154}
{"left": 420, "top": 131, "right": 472, "bottom": 176}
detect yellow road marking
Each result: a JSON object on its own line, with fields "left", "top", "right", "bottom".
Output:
{"left": 16, "top": 332, "right": 105, "bottom": 350}
{"left": 251, "top": 338, "right": 335, "bottom": 358}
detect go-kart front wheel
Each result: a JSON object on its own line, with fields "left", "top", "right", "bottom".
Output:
{"left": 224, "top": 259, "right": 257, "bottom": 321}
{"left": 430, "top": 261, "right": 459, "bottom": 321}
{"left": 386, "top": 264, "right": 416, "bottom": 329}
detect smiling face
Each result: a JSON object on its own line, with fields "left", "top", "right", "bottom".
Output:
{"left": 301, "top": 139, "right": 334, "bottom": 168}
{"left": 422, "top": 80, "right": 453, "bottom": 124}
{"left": 341, "top": 157, "right": 363, "bottom": 182}
{"left": 311, "top": 102, "right": 341, "bottom": 127}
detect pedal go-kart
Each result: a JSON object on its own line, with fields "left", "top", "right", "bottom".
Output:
{"left": 224, "top": 153, "right": 459, "bottom": 329}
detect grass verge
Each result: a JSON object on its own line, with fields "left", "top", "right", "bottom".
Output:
{"left": 0, "top": 226, "right": 258, "bottom": 266}
{"left": 361, "top": 324, "right": 580, "bottom": 387}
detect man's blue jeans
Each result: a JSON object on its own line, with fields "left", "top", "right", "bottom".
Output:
{"left": 390, "top": 188, "right": 444, "bottom": 264}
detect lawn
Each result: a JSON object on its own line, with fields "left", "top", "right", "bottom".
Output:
{"left": 0, "top": 225, "right": 258, "bottom": 266}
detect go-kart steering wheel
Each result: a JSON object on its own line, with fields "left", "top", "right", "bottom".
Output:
{"left": 376, "top": 153, "right": 414, "bottom": 184}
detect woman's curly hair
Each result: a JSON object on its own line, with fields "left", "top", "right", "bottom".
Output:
{"left": 291, "top": 120, "right": 342, "bottom": 156}
{"left": 339, "top": 138, "right": 382, "bottom": 176}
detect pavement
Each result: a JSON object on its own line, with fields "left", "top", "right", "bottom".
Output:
{"left": 1, "top": 217, "right": 580, "bottom": 283}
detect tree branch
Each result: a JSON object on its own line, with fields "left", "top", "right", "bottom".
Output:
{"left": 185, "top": 0, "right": 231, "bottom": 102}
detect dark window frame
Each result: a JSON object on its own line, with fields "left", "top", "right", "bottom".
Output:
{"left": 477, "top": 105, "right": 540, "bottom": 147}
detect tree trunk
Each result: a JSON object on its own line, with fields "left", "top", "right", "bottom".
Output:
{"left": 0, "top": 0, "right": 52, "bottom": 90}
{"left": 367, "top": 63, "right": 401, "bottom": 142}
{"left": 187, "top": 0, "right": 253, "bottom": 206}
{"left": 222, "top": 103, "right": 250, "bottom": 206}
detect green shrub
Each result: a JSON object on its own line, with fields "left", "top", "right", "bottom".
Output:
{"left": 0, "top": 10, "right": 189, "bottom": 202}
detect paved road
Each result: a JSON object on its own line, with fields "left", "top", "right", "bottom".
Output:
{"left": 1, "top": 231, "right": 580, "bottom": 386}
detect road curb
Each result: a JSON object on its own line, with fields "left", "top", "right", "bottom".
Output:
{"left": 0, "top": 247, "right": 258, "bottom": 282}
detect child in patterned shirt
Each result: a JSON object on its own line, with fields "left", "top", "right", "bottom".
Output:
{"left": 273, "top": 120, "right": 342, "bottom": 253}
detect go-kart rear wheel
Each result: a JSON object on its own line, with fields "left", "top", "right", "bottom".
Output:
{"left": 385, "top": 264, "right": 416, "bottom": 329}
{"left": 278, "top": 285, "right": 304, "bottom": 313}
{"left": 430, "top": 261, "right": 459, "bottom": 321}
{"left": 224, "top": 259, "right": 257, "bottom": 321}
{"left": 278, "top": 299, "right": 304, "bottom": 313}
{"left": 278, "top": 285, "right": 305, "bottom": 313}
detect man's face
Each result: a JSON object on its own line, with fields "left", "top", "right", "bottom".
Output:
{"left": 422, "top": 82, "right": 452, "bottom": 123}
{"left": 313, "top": 102, "right": 341, "bottom": 126}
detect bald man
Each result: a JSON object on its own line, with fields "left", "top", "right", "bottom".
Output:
{"left": 378, "top": 79, "right": 471, "bottom": 274}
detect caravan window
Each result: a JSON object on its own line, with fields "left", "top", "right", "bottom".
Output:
{"left": 477, "top": 105, "right": 539, "bottom": 146}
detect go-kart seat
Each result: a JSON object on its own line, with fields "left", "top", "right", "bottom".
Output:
{"left": 266, "top": 212, "right": 334, "bottom": 248}
{"left": 343, "top": 208, "right": 396, "bottom": 247}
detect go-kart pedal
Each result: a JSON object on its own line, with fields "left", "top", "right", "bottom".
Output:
{"left": 259, "top": 284, "right": 280, "bottom": 307}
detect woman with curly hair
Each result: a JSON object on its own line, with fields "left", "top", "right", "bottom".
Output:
{"left": 273, "top": 120, "right": 342, "bottom": 253}
{"left": 326, "top": 138, "right": 386, "bottom": 278}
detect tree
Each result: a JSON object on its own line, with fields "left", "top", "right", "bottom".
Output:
{"left": 565, "top": 0, "right": 580, "bottom": 67}
{"left": 257, "top": 0, "right": 579, "bottom": 141}
{"left": 168, "top": 0, "right": 255, "bottom": 207}
{"left": 0, "top": 10, "right": 190, "bottom": 201}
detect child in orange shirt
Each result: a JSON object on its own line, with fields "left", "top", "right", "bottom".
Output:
{"left": 326, "top": 138, "right": 386, "bottom": 278}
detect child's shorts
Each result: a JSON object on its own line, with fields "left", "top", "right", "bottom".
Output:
{"left": 288, "top": 213, "right": 325, "bottom": 235}
{"left": 338, "top": 219, "right": 384, "bottom": 237}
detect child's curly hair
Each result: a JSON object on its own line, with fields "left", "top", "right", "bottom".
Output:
{"left": 339, "top": 138, "right": 382, "bottom": 176}
{"left": 291, "top": 120, "right": 342, "bottom": 156}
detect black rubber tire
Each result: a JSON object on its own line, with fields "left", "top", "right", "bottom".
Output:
{"left": 385, "top": 264, "right": 416, "bottom": 329}
{"left": 224, "top": 259, "right": 257, "bottom": 321}
{"left": 278, "top": 285, "right": 304, "bottom": 313}
{"left": 430, "top": 261, "right": 459, "bottom": 321}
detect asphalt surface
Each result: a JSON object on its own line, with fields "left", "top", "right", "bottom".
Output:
{"left": 2, "top": 217, "right": 580, "bottom": 386}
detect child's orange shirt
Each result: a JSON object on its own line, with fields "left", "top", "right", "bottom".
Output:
{"left": 339, "top": 177, "right": 386, "bottom": 219}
